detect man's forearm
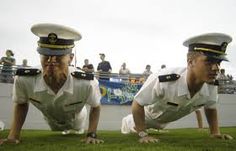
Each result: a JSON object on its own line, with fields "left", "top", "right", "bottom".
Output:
{"left": 87, "top": 105, "right": 100, "bottom": 133}
{"left": 8, "top": 103, "right": 29, "bottom": 140}
{"left": 132, "top": 100, "right": 145, "bottom": 132}
{"left": 87, "top": 69, "right": 94, "bottom": 73}
{"left": 204, "top": 108, "right": 220, "bottom": 135}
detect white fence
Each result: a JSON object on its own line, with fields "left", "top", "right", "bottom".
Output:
{"left": 0, "top": 83, "right": 236, "bottom": 130}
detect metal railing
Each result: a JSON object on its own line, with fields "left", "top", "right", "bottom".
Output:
{"left": 94, "top": 72, "right": 145, "bottom": 84}
{"left": 218, "top": 79, "right": 236, "bottom": 94}
{"left": 0, "top": 65, "right": 235, "bottom": 94}
{"left": 0, "top": 65, "right": 18, "bottom": 83}
{"left": 0, "top": 65, "right": 146, "bottom": 84}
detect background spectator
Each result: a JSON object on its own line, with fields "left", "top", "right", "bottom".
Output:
{"left": 217, "top": 69, "right": 229, "bottom": 90}
{"left": 82, "top": 59, "right": 94, "bottom": 73}
{"left": 19, "top": 59, "right": 30, "bottom": 68}
{"left": 119, "top": 62, "right": 130, "bottom": 82}
{"left": 97, "top": 53, "right": 112, "bottom": 80}
{"left": 217, "top": 69, "right": 228, "bottom": 82}
{"left": 217, "top": 68, "right": 232, "bottom": 93}
{"left": 0, "top": 49, "right": 16, "bottom": 83}
{"left": 161, "top": 64, "right": 166, "bottom": 69}
{"left": 22, "top": 59, "right": 28, "bottom": 67}
{"left": 142, "top": 64, "right": 152, "bottom": 80}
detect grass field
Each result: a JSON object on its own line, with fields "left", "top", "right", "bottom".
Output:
{"left": 0, "top": 127, "right": 236, "bottom": 151}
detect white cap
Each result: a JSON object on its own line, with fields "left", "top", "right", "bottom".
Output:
{"left": 183, "top": 33, "right": 232, "bottom": 61}
{"left": 31, "top": 23, "right": 82, "bottom": 56}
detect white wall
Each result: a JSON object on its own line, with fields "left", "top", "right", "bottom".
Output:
{"left": 1, "top": 83, "right": 235, "bottom": 130}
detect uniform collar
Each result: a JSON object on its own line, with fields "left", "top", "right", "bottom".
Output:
{"left": 34, "top": 69, "right": 74, "bottom": 95}
{"left": 63, "top": 72, "right": 74, "bottom": 94}
{"left": 177, "top": 69, "right": 188, "bottom": 96}
{"left": 199, "top": 83, "right": 210, "bottom": 96}
{"left": 34, "top": 73, "right": 47, "bottom": 92}
{"left": 177, "top": 68, "right": 209, "bottom": 97}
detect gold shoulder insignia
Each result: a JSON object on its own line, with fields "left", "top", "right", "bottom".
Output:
{"left": 158, "top": 74, "right": 180, "bottom": 82}
{"left": 15, "top": 68, "right": 41, "bottom": 76}
{"left": 71, "top": 71, "right": 94, "bottom": 80}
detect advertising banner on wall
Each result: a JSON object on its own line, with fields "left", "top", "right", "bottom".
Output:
{"left": 99, "top": 80, "right": 142, "bottom": 105}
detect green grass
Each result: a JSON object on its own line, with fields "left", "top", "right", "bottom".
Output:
{"left": 1, "top": 127, "right": 236, "bottom": 151}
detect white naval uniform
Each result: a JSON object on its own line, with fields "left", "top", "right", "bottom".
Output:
{"left": 12, "top": 68, "right": 101, "bottom": 131}
{"left": 121, "top": 67, "right": 218, "bottom": 133}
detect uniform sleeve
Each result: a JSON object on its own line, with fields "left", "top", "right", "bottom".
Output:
{"left": 204, "top": 85, "right": 218, "bottom": 109}
{"left": 134, "top": 73, "right": 163, "bottom": 106}
{"left": 86, "top": 80, "right": 101, "bottom": 107}
{"left": 12, "top": 76, "right": 29, "bottom": 104}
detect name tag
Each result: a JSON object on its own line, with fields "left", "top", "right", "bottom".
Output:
{"left": 167, "top": 102, "right": 178, "bottom": 106}
{"left": 65, "top": 101, "right": 82, "bottom": 107}
{"left": 29, "top": 98, "right": 41, "bottom": 104}
{"left": 194, "top": 104, "right": 205, "bottom": 108}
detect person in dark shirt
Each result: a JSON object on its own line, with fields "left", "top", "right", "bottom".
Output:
{"left": 82, "top": 59, "right": 94, "bottom": 73}
{"left": 97, "top": 53, "right": 112, "bottom": 80}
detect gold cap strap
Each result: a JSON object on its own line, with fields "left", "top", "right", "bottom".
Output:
{"left": 38, "top": 42, "right": 75, "bottom": 49}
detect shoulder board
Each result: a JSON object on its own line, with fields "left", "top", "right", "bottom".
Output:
{"left": 207, "top": 80, "right": 219, "bottom": 86}
{"left": 158, "top": 74, "right": 180, "bottom": 82}
{"left": 15, "top": 68, "right": 41, "bottom": 76}
{"left": 71, "top": 71, "right": 94, "bottom": 80}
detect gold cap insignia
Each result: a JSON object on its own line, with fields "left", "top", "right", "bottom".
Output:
{"left": 48, "top": 33, "right": 58, "bottom": 44}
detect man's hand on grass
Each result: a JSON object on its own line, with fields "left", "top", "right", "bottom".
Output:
{"left": 0, "top": 138, "right": 20, "bottom": 145}
{"left": 211, "top": 134, "right": 233, "bottom": 140}
{"left": 138, "top": 136, "right": 159, "bottom": 143}
{"left": 81, "top": 137, "right": 104, "bottom": 144}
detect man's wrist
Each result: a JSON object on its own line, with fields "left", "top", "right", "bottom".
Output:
{"left": 138, "top": 131, "right": 148, "bottom": 138}
{"left": 86, "top": 132, "right": 97, "bottom": 138}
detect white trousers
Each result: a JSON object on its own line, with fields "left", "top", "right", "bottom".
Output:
{"left": 121, "top": 114, "right": 167, "bottom": 134}
{"left": 47, "top": 106, "right": 87, "bottom": 131}
{"left": 74, "top": 106, "right": 87, "bottom": 130}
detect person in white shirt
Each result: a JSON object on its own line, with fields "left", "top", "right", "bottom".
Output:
{"left": 142, "top": 65, "right": 152, "bottom": 80}
{"left": 119, "top": 62, "right": 131, "bottom": 82}
{"left": 0, "top": 23, "right": 103, "bottom": 145}
{"left": 121, "top": 33, "right": 233, "bottom": 143}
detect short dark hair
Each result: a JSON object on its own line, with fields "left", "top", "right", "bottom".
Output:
{"left": 6, "top": 49, "right": 14, "bottom": 56}
{"left": 99, "top": 53, "right": 105, "bottom": 57}
{"left": 146, "top": 64, "right": 151, "bottom": 68}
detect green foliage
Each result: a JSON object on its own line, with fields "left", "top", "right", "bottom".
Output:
{"left": 1, "top": 127, "right": 236, "bottom": 151}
